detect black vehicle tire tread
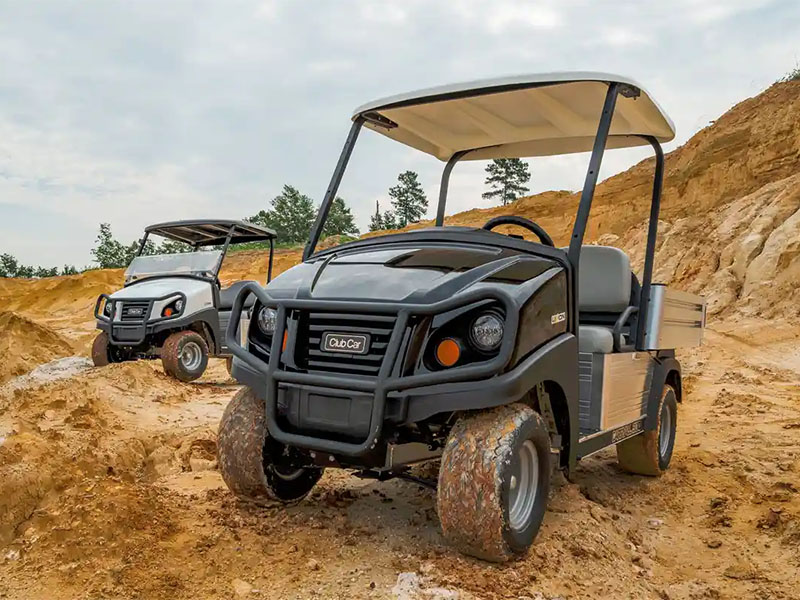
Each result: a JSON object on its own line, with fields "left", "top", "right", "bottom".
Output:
{"left": 616, "top": 384, "right": 678, "bottom": 476}
{"left": 437, "top": 402, "right": 551, "bottom": 563}
{"left": 91, "top": 332, "right": 111, "bottom": 367}
{"left": 161, "top": 331, "right": 209, "bottom": 382}
{"left": 217, "top": 387, "right": 322, "bottom": 506}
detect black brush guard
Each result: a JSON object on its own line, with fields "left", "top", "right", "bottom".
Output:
{"left": 226, "top": 282, "right": 519, "bottom": 457}
{"left": 95, "top": 291, "right": 187, "bottom": 345}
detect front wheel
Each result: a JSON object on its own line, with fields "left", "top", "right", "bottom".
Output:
{"left": 91, "top": 332, "right": 128, "bottom": 366}
{"left": 218, "top": 388, "right": 322, "bottom": 505}
{"left": 161, "top": 331, "right": 209, "bottom": 382}
{"left": 437, "top": 403, "right": 551, "bottom": 562}
{"left": 616, "top": 384, "right": 678, "bottom": 475}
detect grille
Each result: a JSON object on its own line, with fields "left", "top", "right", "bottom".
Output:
{"left": 301, "top": 312, "right": 396, "bottom": 378}
{"left": 120, "top": 301, "right": 150, "bottom": 323}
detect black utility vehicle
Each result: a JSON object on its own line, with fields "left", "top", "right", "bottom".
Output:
{"left": 218, "top": 73, "right": 706, "bottom": 561}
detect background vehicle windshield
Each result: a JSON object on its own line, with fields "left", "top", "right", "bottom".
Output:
{"left": 125, "top": 250, "right": 222, "bottom": 281}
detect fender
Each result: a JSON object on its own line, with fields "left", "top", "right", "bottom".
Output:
{"left": 644, "top": 353, "right": 681, "bottom": 430}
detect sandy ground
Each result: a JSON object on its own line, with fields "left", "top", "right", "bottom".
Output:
{"left": 0, "top": 318, "right": 797, "bottom": 600}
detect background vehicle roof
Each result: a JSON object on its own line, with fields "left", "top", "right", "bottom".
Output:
{"left": 145, "top": 219, "right": 276, "bottom": 246}
{"left": 352, "top": 71, "right": 675, "bottom": 160}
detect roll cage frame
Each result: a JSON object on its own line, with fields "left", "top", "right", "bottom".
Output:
{"left": 303, "top": 82, "right": 665, "bottom": 351}
{"left": 136, "top": 219, "right": 278, "bottom": 283}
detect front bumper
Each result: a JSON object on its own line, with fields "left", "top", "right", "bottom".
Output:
{"left": 226, "top": 281, "right": 523, "bottom": 457}
{"left": 95, "top": 292, "right": 187, "bottom": 346}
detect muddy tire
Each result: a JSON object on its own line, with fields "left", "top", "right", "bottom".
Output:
{"left": 437, "top": 403, "right": 551, "bottom": 562}
{"left": 91, "top": 332, "right": 112, "bottom": 367}
{"left": 225, "top": 357, "right": 233, "bottom": 376}
{"left": 617, "top": 384, "right": 678, "bottom": 476}
{"left": 218, "top": 387, "right": 322, "bottom": 505}
{"left": 91, "top": 331, "right": 129, "bottom": 366}
{"left": 161, "top": 331, "right": 209, "bottom": 382}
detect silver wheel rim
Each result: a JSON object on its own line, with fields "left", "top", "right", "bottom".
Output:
{"left": 659, "top": 400, "right": 673, "bottom": 457}
{"left": 508, "top": 439, "right": 539, "bottom": 531}
{"left": 180, "top": 341, "right": 203, "bottom": 371}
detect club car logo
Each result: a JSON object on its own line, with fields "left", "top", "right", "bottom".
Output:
{"left": 322, "top": 332, "right": 370, "bottom": 355}
{"left": 551, "top": 312, "right": 566, "bottom": 325}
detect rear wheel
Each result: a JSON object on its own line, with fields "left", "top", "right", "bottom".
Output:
{"left": 161, "top": 331, "right": 209, "bottom": 382}
{"left": 616, "top": 384, "right": 678, "bottom": 475}
{"left": 218, "top": 387, "right": 322, "bottom": 504}
{"left": 437, "top": 403, "right": 551, "bottom": 562}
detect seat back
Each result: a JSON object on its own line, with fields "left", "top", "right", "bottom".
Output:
{"left": 575, "top": 246, "right": 632, "bottom": 313}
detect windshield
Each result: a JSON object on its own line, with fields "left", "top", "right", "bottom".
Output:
{"left": 125, "top": 250, "right": 222, "bottom": 282}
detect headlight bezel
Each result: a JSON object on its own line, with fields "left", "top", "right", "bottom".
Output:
{"left": 468, "top": 311, "right": 505, "bottom": 353}
{"left": 423, "top": 303, "right": 506, "bottom": 371}
{"left": 257, "top": 306, "right": 278, "bottom": 336}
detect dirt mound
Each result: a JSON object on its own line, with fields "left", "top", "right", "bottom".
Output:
{"left": 0, "top": 312, "right": 74, "bottom": 383}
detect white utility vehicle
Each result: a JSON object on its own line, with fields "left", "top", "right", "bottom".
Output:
{"left": 92, "top": 219, "right": 276, "bottom": 381}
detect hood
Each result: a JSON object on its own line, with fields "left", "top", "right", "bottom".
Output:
{"left": 267, "top": 244, "right": 556, "bottom": 302}
{"left": 109, "top": 277, "right": 211, "bottom": 300}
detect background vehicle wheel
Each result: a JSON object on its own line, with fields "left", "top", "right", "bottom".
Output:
{"left": 91, "top": 332, "right": 111, "bottom": 366}
{"left": 218, "top": 387, "right": 322, "bottom": 505}
{"left": 617, "top": 384, "right": 678, "bottom": 476}
{"left": 91, "top": 332, "right": 128, "bottom": 366}
{"left": 437, "top": 403, "right": 551, "bottom": 562}
{"left": 161, "top": 331, "right": 209, "bottom": 382}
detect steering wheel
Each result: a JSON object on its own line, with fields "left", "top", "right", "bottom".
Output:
{"left": 482, "top": 216, "right": 555, "bottom": 247}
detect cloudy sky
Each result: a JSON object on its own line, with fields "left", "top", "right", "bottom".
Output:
{"left": 1, "top": 1, "right": 798, "bottom": 268}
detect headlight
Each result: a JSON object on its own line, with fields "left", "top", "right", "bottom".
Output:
{"left": 175, "top": 299, "right": 184, "bottom": 312}
{"left": 469, "top": 312, "right": 504, "bottom": 352}
{"left": 103, "top": 300, "right": 112, "bottom": 316}
{"left": 257, "top": 307, "right": 277, "bottom": 335}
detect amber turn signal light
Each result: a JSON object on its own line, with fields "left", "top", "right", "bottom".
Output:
{"left": 435, "top": 338, "right": 461, "bottom": 367}
{"left": 282, "top": 330, "right": 288, "bottom": 352}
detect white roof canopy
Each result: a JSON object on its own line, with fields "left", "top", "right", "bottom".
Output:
{"left": 353, "top": 72, "right": 675, "bottom": 161}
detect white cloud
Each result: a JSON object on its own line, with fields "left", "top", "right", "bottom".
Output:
{"left": 0, "top": 0, "right": 798, "bottom": 266}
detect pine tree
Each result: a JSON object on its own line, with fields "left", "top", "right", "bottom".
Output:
{"left": 388, "top": 171, "right": 427, "bottom": 228}
{"left": 482, "top": 159, "right": 531, "bottom": 206}
{"left": 249, "top": 185, "right": 317, "bottom": 244}
{"left": 382, "top": 210, "right": 397, "bottom": 230}
{"left": 323, "top": 197, "right": 359, "bottom": 238}
{"left": 368, "top": 201, "right": 384, "bottom": 232}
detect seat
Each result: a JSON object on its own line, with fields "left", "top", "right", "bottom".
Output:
{"left": 574, "top": 246, "right": 633, "bottom": 354}
{"left": 579, "top": 325, "right": 615, "bottom": 353}
{"left": 218, "top": 280, "right": 257, "bottom": 310}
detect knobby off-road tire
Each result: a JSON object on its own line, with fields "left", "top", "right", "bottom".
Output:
{"left": 617, "top": 384, "right": 678, "bottom": 476}
{"left": 91, "top": 332, "right": 112, "bottom": 367}
{"left": 91, "top": 331, "right": 129, "bottom": 366}
{"left": 437, "top": 403, "right": 552, "bottom": 563}
{"left": 161, "top": 331, "right": 209, "bottom": 382}
{"left": 217, "top": 387, "right": 322, "bottom": 505}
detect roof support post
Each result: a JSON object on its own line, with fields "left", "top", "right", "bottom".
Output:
{"left": 568, "top": 82, "right": 619, "bottom": 265}
{"left": 304, "top": 118, "right": 364, "bottom": 260}
{"left": 136, "top": 232, "right": 150, "bottom": 257}
{"left": 635, "top": 136, "right": 664, "bottom": 350}
{"left": 267, "top": 237, "right": 275, "bottom": 283}
{"left": 435, "top": 150, "right": 470, "bottom": 226}
{"left": 214, "top": 225, "right": 236, "bottom": 278}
